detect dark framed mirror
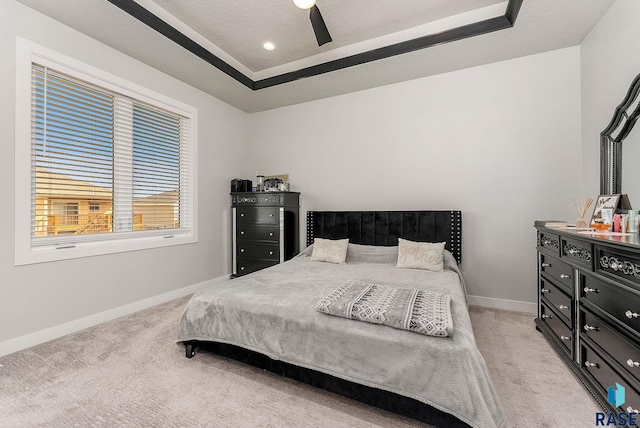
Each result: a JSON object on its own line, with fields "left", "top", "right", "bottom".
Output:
{"left": 601, "top": 72, "right": 640, "bottom": 203}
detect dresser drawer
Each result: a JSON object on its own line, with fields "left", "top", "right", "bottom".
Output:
{"left": 582, "top": 308, "right": 640, "bottom": 385}
{"left": 540, "top": 254, "right": 573, "bottom": 293}
{"left": 237, "top": 225, "right": 280, "bottom": 242}
{"left": 541, "top": 278, "right": 572, "bottom": 325}
{"left": 237, "top": 242, "right": 279, "bottom": 261}
{"left": 540, "top": 303, "right": 572, "bottom": 355}
{"left": 582, "top": 273, "right": 640, "bottom": 335}
{"left": 538, "top": 231, "right": 560, "bottom": 256}
{"left": 236, "top": 207, "right": 280, "bottom": 225}
{"left": 561, "top": 237, "right": 593, "bottom": 270}
{"left": 235, "top": 259, "right": 278, "bottom": 276}
{"left": 596, "top": 246, "right": 640, "bottom": 288}
{"left": 582, "top": 343, "right": 640, "bottom": 413}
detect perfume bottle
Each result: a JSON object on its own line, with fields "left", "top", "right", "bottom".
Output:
{"left": 256, "top": 175, "right": 264, "bottom": 192}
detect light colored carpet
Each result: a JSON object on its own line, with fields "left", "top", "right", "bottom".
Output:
{"left": 0, "top": 297, "right": 600, "bottom": 427}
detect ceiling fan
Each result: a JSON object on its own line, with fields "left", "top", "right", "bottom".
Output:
{"left": 293, "top": 0, "right": 332, "bottom": 47}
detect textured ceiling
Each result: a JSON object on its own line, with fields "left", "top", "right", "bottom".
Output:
{"left": 150, "top": 0, "right": 504, "bottom": 72}
{"left": 16, "top": 0, "right": 616, "bottom": 113}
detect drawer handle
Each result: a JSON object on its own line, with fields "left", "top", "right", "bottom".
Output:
{"left": 541, "top": 263, "right": 551, "bottom": 267}
{"left": 269, "top": 214, "right": 274, "bottom": 217}
{"left": 626, "top": 310, "right": 640, "bottom": 319}
{"left": 269, "top": 251, "right": 274, "bottom": 255}
{"left": 240, "top": 230, "right": 245, "bottom": 235}
{"left": 240, "top": 266, "right": 245, "bottom": 271}
{"left": 240, "top": 248, "right": 245, "bottom": 253}
{"left": 269, "top": 232, "right": 274, "bottom": 236}
{"left": 627, "top": 359, "right": 640, "bottom": 368}
{"left": 585, "top": 361, "right": 599, "bottom": 368}
{"left": 584, "top": 324, "right": 598, "bottom": 331}
{"left": 542, "top": 314, "right": 552, "bottom": 319}
{"left": 240, "top": 213, "right": 245, "bottom": 217}
{"left": 560, "top": 274, "right": 571, "bottom": 279}
{"left": 627, "top": 406, "right": 639, "bottom": 414}
{"left": 584, "top": 287, "right": 599, "bottom": 294}
{"left": 558, "top": 305, "right": 569, "bottom": 310}
{"left": 560, "top": 335, "right": 571, "bottom": 341}
{"left": 541, "top": 288, "right": 550, "bottom": 294}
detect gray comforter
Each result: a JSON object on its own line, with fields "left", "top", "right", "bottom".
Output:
{"left": 177, "top": 244, "right": 506, "bottom": 428}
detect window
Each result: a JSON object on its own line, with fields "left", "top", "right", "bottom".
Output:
{"left": 15, "top": 39, "right": 197, "bottom": 265}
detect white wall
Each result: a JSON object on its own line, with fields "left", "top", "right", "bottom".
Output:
{"left": 0, "top": 1, "right": 250, "bottom": 352}
{"left": 249, "top": 47, "right": 583, "bottom": 306}
{"left": 580, "top": 0, "right": 640, "bottom": 196}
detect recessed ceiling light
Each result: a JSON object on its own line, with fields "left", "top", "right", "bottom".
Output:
{"left": 262, "top": 41, "right": 276, "bottom": 51}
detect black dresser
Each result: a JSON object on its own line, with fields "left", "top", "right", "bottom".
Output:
{"left": 231, "top": 192, "right": 300, "bottom": 277}
{"left": 536, "top": 225, "right": 640, "bottom": 415}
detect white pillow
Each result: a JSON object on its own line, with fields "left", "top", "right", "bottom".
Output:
{"left": 396, "top": 238, "right": 445, "bottom": 271}
{"left": 311, "top": 238, "right": 349, "bottom": 264}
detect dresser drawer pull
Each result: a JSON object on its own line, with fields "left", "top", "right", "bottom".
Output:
{"left": 269, "top": 214, "right": 274, "bottom": 217}
{"left": 626, "top": 310, "right": 640, "bottom": 319}
{"left": 240, "top": 230, "right": 245, "bottom": 235}
{"left": 627, "top": 359, "right": 640, "bottom": 368}
{"left": 584, "top": 287, "right": 599, "bottom": 293}
{"left": 558, "top": 305, "right": 569, "bottom": 310}
{"left": 240, "top": 248, "right": 245, "bottom": 253}
{"left": 240, "top": 266, "right": 245, "bottom": 271}
{"left": 584, "top": 324, "right": 598, "bottom": 331}
{"left": 541, "top": 288, "right": 550, "bottom": 294}
{"left": 560, "top": 274, "right": 571, "bottom": 279}
{"left": 240, "top": 213, "right": 245, "bottom": 217}
{"left": 269, "top": 232, "right": 274, "bottom": 236}
{"left": 269, "top": 251, "right": 274, "bottom": 255}
{"left": 542, "top": 314, "right": 552, "bottom": 319}
{"left": 560, "top": 335, "right": 571, "bottom": 341}
{"left": 541, "top": 263, "right": 551, "bottom": 267}
{"left": 585, "top": 361, "right": 599, "bottom": 368}
{"left": 627, "top": 406, "right": 639, "bottom": 414}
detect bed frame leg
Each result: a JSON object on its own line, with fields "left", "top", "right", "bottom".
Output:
{"left": 185, "top": 342, "right": 196, "bottom": 358}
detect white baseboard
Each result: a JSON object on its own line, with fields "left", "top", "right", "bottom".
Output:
{"left": 0, "top": 275, "right": 228, "bottom": 358}
{"left": 467, "top": 295, "right": 537, "bottom": 314}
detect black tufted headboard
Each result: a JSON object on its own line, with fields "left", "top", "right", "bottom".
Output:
{"left": 306, "top": 211, "right": 462, "bottom": 264}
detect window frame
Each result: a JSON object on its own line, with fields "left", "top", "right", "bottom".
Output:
{"left": 15, "top": 38, "right": 198, "bottom": 265}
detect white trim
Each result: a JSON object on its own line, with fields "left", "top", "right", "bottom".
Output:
{"left": 14, "top": 37, "right": 198, "bottom": 265}
{"left": 468, "top": 295, "right": 537, "bottom": 314}
{"left": 0, "top": 275, "right": 228, "bottom": 357}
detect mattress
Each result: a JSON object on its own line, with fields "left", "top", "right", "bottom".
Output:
{"left": 177, "top": 244, "right": 505, "bottom": 428}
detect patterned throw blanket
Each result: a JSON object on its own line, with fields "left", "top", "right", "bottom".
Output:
{"left": 317, "top": 280, "right": 452, "bottom": 337}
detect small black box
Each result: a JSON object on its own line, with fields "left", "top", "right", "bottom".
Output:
{"left": 231, "top": 179, "right": 252, "bottom": 192}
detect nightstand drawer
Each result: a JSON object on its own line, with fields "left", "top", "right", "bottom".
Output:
{"left": 540, "top": 254, "right": 573, "bottom": 292}
{"left": 582, "top": 308, "right": 640, "bottom": 385}
{"left": 561, "top": 237, "right": 593, "bottom": 270}
{"left": 237, "top": 225, "right": 280, "bottom": 242}
{"left": 541, "top": 278, "right": 572, "bottom": 325}
{"left": 237, "top": 242, "right": 279, "bottom": 261}
{"left": 540, "top": 303, "right": 572, "bottom": 354}
{"left": 237, "top": 207, "right": 280, "bottom": 225}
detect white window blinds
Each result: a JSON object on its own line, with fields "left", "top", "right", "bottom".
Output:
{"left": 31, "top": 63, "right": 192, "bottom": 247}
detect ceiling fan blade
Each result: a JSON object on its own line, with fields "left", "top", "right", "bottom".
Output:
{"left": 309, "top": 5, "right": 332, "bottom": 46}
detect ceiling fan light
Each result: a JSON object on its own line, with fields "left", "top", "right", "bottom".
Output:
{"left": 293, "top": 0, "right": 316, "bottom": 10}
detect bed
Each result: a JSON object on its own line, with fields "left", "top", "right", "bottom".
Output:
{"left": 177, "top": 211, "right": 505, "bottom": 428}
